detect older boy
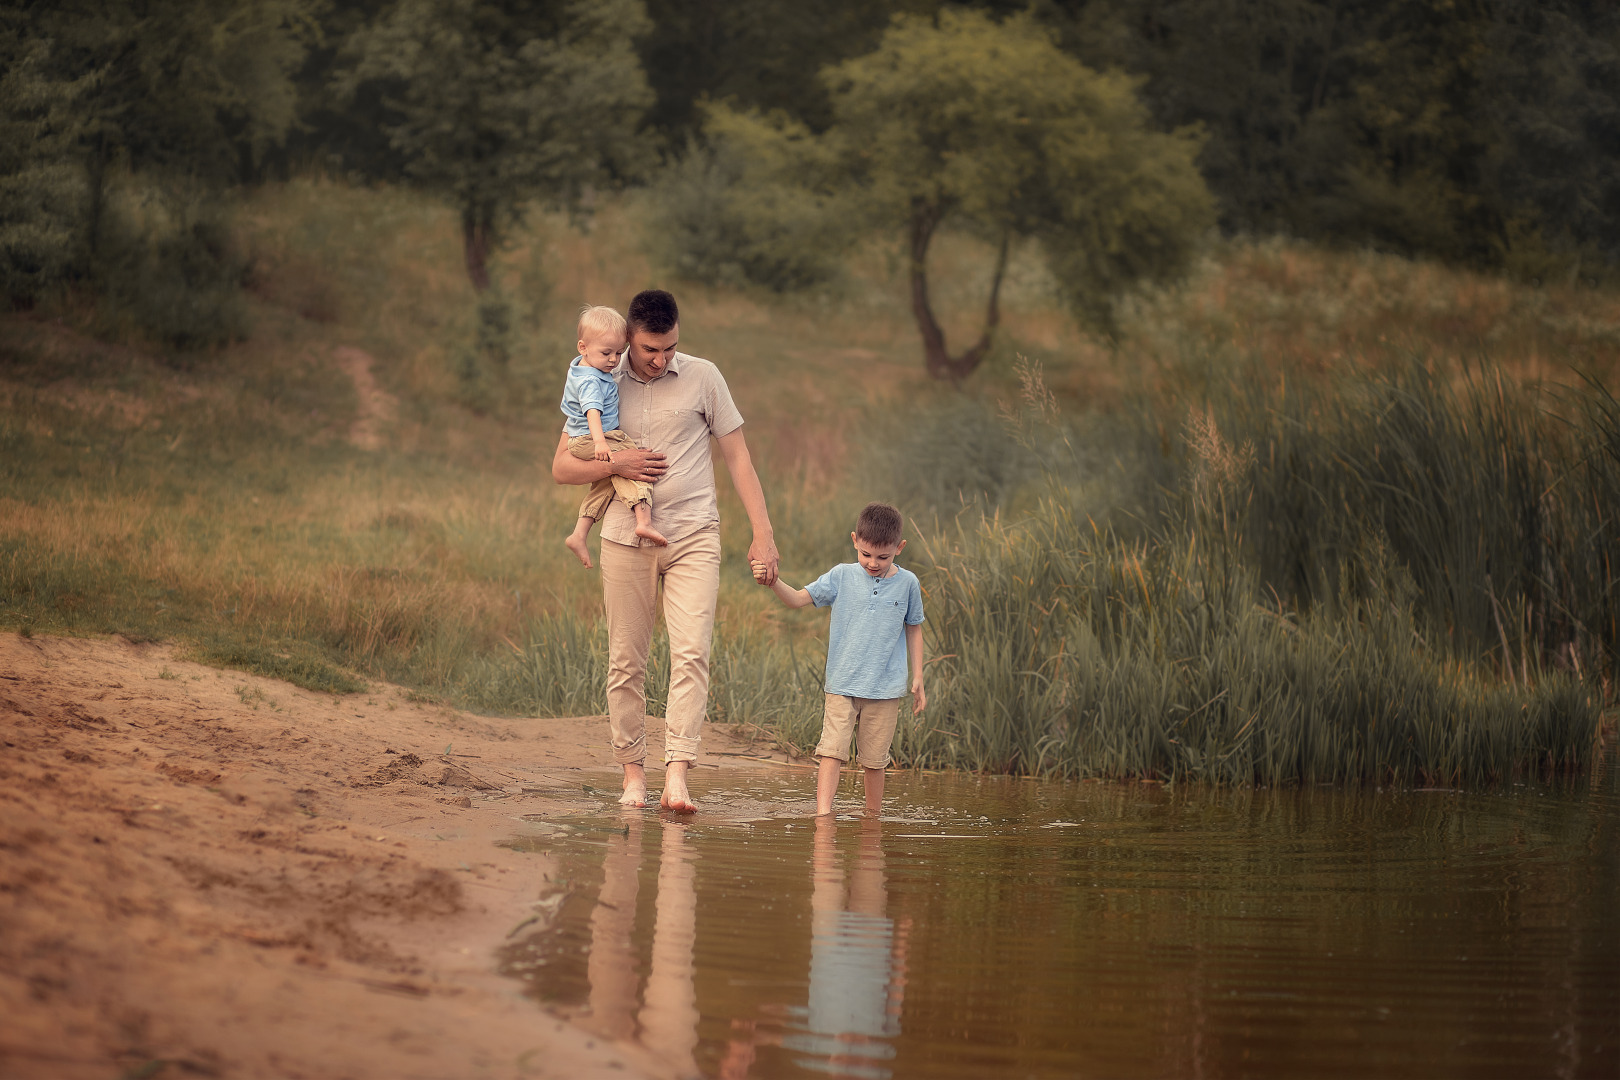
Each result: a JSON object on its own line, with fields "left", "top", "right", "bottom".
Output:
{"left": 755, "top": 502, "right": 925, "bottom": 816}
{"left": 561, "top": 305, "right": 666, "bottom": 568}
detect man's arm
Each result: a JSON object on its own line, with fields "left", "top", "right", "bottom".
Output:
{"left": 550, "top": 432, "right": 666, "bottom": 486}
{"left": 716, "top": 426, "right": 779, "bottom": 585}
{"left": 905, "top": 622, "right": 926, "bottom": 716}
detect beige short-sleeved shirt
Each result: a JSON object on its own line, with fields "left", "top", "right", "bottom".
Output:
{"left": 600, "top": 351, "right": 744, "bottom": 546}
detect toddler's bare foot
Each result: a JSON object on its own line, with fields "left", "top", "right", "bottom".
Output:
{"left": 634, "top": 522, "right": 669, "bottom": 546}
{"left": 564, "top": 533, "right": 593, "bottom": 568}
{"left": 659, "top": 762, "right": 697, "bottom": 813}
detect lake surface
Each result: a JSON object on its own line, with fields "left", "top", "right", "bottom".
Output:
{"left": 499, "top": 762, "right": 1618, "bottom": 1079}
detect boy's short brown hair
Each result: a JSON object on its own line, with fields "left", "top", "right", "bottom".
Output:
{"left": 854, "top": 502, "right": 903, "bottom": 547}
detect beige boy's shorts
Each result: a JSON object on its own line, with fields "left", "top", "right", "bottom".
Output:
{"left": 815, "top": 693, "right": 901, "bottom": 770}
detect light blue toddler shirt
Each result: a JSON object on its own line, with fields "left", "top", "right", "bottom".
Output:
{"left": 805, "top": 562, "right": 925, "bottom": 700}
{"left": 560, "top": 356, "right": 620, "bottom": 436}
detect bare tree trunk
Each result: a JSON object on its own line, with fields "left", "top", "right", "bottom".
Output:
{"left": 908, "top": 202, "right": 950, "bottom": 377}
{"left": 462, "top": 204, "right": 492, "bottom": 291}
{"left": 908, "top": 202, "right": 1010, "bottom": 382}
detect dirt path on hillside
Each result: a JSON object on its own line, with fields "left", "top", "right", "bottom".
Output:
{"left": 0, "top": 633, "right": 798, "bottom": 1080}
{"left": 333, "top": 345, "right": 397, "bottom": 451}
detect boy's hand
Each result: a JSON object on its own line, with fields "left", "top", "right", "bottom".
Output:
{"left": 593, "top": 439, "right": 613, "bottom": 462}
{"left": 911, "top": 676, "right": 926, "bottom": 717}
{"left": 750, "top": 559, "right": 770, "bottom": 584}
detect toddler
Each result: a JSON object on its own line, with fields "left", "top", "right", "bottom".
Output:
{"left": 561, "top": 305, "right": 666, "bottom": 567}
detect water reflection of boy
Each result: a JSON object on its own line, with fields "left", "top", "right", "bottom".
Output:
{"left": 790, "top": 817, "right": 911, "bottom": 1075}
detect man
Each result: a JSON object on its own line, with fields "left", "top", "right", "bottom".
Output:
{"left": 551, "top": 289, "right": 779, "bottom": 811}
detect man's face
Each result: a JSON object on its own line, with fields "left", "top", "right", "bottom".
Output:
{"left": 626, "top": 325, "right": 678, "bottom": 380}
{"left": 851, "top": 533, "right": 906, "bottom": 577}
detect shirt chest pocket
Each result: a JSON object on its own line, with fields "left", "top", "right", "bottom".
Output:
{"left": 653, "top": 406, "right": 705, "bottom": 443}
{"left": 869, "top": 597, "right": 906, "bottom": 624}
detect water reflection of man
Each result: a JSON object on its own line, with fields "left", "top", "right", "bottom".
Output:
{"left": 639, "top": 820, "right": 699, "bottom": 1075}
{"left": 772, "top": 816, "right": 911, "bottom": 1077}
{"left": 584, "top": 816, "right": 699, "bottom": 1077}
{"left": 585, "top": 813, "right": 643, "bottom": 1040}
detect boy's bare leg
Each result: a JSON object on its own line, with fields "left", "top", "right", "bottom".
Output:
{"left": 815, "top": 756, "right": 843, "bottom": 816}
{"left": 660, "top": 759, "right": 696, "bottom": 813}
{"left": 632, "top": 501, "right": 668, "bottom": 547}
{"left": 565, "top": 515, "right": 595, "bottom": 568}
{"left": 619, "top": 761, "right": 648, "bottom": 807}
{"left": 863, "top": 766, "right": 886, "bottom": 817}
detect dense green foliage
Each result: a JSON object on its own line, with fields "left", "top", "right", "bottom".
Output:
{"left": 0, "top": 0, "right": 314, "bottom": 342}
{"left": 634, "top": 0, "right": 1620, "bottom": 280}
{"left": 1045, "top": 0, "right": 1620, "bottom": 279}
{"left": 337, "top": 0, "right": 653, "bottom": 289}
{"left": 678, "top": 10, "right": 1213, "bottom": 377}
{"left": 6, "top": 2, "right": 1618, "bottom": 333}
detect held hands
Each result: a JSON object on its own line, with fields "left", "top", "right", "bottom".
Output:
{"left": 911, "top": 675, "right": 927, "bottom": 717}
{"left": 593, "top": 439, "right": 613, "bottom": 462}
{"left": 748, "top": 536, "right": 780, "bottom": 587}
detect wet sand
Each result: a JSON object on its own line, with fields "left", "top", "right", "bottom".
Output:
{"left": 0, "top": 632, "right": 790, "bottom": 1079}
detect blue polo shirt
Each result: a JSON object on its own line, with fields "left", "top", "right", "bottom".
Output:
{"left": 560, "top": 356, "right": 620, "bottom": 436}
{"left": 805, "top": 562, "right": 925, "bottom": 700}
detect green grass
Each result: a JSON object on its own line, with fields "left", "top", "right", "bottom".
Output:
{"left": 1, "top": 177, "right": 1615, "bottom": 783}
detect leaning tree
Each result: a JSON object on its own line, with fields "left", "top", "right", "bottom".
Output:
{"left": 706, "top": 10, "right": 1214, "bottom": 380}
{"left": 340, "top": 0, "right": 653, "bottom": 290}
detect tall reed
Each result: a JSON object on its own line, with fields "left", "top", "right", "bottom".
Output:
{"left": 1188, "top": 359, "right": 1620, "bottom": 688}
{"left": 910, "top": 501, "right": 1598, "bottom": 785}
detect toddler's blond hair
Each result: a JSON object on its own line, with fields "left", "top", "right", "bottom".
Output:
{"left": 577, "top": 304, "right": 627, "bottom": 343}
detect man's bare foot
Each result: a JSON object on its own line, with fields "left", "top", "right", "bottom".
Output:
{"left": 619, "top": 762, "right": 647, "bottom": 808}
{"left": 634, "top": 522, "right": 669, "bottom": 547}
{"left": 659, "top": 761, "right": 697, "bottom": 813}
{"left": 564, "top": 532, "right": 593, "bottom": 568}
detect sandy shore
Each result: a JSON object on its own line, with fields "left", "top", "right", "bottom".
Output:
{"left": 0, "top": 632, "right": 791, "bottom": 1079}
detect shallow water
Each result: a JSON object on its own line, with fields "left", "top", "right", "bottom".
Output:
{"left": 499, "top": 763, "right": 1619, "bottom": 1079}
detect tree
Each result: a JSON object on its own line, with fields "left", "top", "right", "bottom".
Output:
{"left": 634, "top": 0, "right": 902, "bottom": 140}
{"left": 706, "top": 9, "right": 1213, "bottom": 380}
{"left": 340, "top": 0, "right": 654, "bottom": 290}
{"left": 1482, "top": 1, "right": 1620, "bottom": 278}
{"left": 1, "top": 0, "right": 316, "bottom": 317}
{"left": 23, "top": 0, "right": 316, "bottom": 256}
{"left": 1040, "top": 0, "right": 1620, "bottom": 277}
{"left": 0, "top": 19, "right": 88, "bottom": 305}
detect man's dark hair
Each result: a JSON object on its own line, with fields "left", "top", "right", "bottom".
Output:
{"left": 854, "top": 502, "right": 904, "bottom": 547}
{"left": 626, "top": 289, "right": 679, "bottom": 336}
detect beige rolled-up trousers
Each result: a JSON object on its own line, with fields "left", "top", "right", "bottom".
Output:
{"left": 600, "top": 523, "right": 721, "bottom": 764}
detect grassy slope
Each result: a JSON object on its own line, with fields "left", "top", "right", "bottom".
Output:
{"left": 2, "top": 177, "right": 1615, "bottom": 776}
